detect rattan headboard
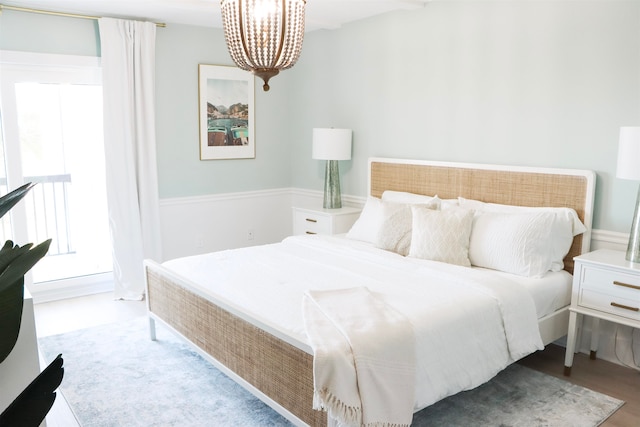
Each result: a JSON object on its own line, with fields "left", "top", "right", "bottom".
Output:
{"left": 368, "top": 158, "right": 596, "bottom": 274}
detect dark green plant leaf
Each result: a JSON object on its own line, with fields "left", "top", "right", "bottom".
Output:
{"left": 0, "top": 354, "right": 64, "bottom": 424}
{"left": 0, "top": 183, "right": 51, "bottom": 366}
{"left": 0, "top": 241, "right": 33, "bottom": 278}
{"left": 0, "top": 183, "right": 36, "bottom": 220}
{"left": 0, "top": 238, "right": 51, "bottom": 363}
{"left": 0, "top": 275, "right": 24, "bottom": 364}
{"left": 0, "top": 239, "right": 51, "bottom": 294}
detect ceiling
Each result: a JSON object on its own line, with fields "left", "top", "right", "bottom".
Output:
{"left": 0, "top": 0, "right": 432, "bottom": 31}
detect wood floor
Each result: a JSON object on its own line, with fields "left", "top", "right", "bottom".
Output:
{"left": 519, "top": 344, "right": 640, "bottom": 427}
{"left": 34, "top": 293, "right": 639, "bottom": 426}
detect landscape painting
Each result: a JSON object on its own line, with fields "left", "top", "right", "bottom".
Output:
{"left": 199, "top": 64, "right": 255, "bottom": 160}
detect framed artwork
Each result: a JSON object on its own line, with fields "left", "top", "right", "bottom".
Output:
{"left": 198, "top": 64, "right": 255, "bottom": 160}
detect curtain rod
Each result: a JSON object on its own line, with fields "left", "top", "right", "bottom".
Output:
{"left": 0, "top": 4, "right": 166, "bottom": 27}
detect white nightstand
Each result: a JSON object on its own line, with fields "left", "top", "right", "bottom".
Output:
{"left": 564, "top": 249, "right": 640, "bottom": 376}
{"left": 292, "top": 206, "right": 361, "bottom": 236}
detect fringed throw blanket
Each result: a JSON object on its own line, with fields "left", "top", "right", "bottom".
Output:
{"left": 303, "top": 287, "right": 416, "bottom": 427}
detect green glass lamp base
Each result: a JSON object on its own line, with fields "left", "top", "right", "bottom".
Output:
{"left": 323, "top": 160, "right": 342, "bottom": 209}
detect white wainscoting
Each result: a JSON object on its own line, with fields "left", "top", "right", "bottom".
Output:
{"left": 159, "top": 188, "right": 365, "bottom": 262}
{"left": 590, "top": 229, "right": 630, "bottom": 252}
{"left": 159, "top": 188, "right": 295, "bottom": 262}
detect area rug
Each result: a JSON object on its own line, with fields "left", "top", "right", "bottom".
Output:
{"left": 38, "top": 317, "right": 624, "bottom": 427}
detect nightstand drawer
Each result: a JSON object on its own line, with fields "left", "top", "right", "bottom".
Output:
{"left": 581, "top": 266, "right": 640, "bottom": 298}
{"left": 292, "top": 206, "right": 361, "bottom": 236}
{"left": 293, "top": 211, "right": 330, "bottom": 235}
{"left": 580, "top": 288, "right": 640, "bottom": 321}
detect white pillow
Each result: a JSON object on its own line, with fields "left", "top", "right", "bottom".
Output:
{"left": 373, "top": 198, "right": 441, "bottom": 255}
{"left": 374, "top": 202, "right": 414, "bottom": 256}
{"left": 458, "top": 197, "right": 584, "bottom": 274}
{"left": 468, "top": 211, "right": 573, "bottom": 277}
{"left": 408, "top": 206, "right": 474, "bottom": 267}
{"left": 382, "top": 191, "right": 441, "bottom": 208}
{"left": 458, "top": 197, "right": 586, "bottom": 236}
{"left": 440, "top": 199, "right": 459, "bottom": 210}
{"left": 345, "top": 196, "right": 385, "bottom": 243}
{"left": 347, "top": 194, "right": 441, "bottom": 245}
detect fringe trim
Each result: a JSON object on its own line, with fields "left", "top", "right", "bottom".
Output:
{"left": 313, "top": 388, "right": 361, "bottom": 427}
{"left": 313, "top": 389, "right": 411, "bottom": 427}
{"left": 363, "top": 423, "right": 410, "bottom": 427}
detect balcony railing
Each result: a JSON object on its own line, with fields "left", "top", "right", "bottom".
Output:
{"left": 0, "top": 174, "right": 73, "bottom": 256}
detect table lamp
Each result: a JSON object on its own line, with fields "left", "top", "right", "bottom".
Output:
{"left": 312, "top": 128, "right": 352, "bottom": 209}
{"left": 617, "top": 126, "right": 640, "bottom": 263}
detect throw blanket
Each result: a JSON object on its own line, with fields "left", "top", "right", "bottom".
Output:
{"left": 303, "top": 287, "right": 416, "bottom": 427}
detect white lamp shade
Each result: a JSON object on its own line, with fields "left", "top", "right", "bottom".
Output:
{"left": 312, "top": 128, "right": 352, "bottom": 160}
{"left": 617, "top": 127, "right": 640, "bottom": 180}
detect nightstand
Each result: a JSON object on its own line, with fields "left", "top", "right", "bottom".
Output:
{"left": 292, "top": 206, "right": 361, "bottom": 236}
{"left": 564, "top": 249, "right": 640, "bottom": 376}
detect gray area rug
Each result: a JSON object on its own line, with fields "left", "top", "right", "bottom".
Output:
{"left": 38, "top": 317, "right": 624, "bottom": 427}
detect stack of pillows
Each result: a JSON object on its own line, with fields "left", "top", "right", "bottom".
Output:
{"left": 345, "top": 191, "right": 586, "bottom": 278}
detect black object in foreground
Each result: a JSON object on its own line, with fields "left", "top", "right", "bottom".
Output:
{"left": 0, "top": 354, "right": 64, "bottom": 427}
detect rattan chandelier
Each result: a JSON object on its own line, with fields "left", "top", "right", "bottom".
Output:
{"left": 220, "top": 0, "right": 306, "bottom": 91}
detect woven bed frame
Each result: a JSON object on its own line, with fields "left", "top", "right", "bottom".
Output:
{"left": 144, "top": 158, "right": 596, "bottom": 427}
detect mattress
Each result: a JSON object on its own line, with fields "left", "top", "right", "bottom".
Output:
{"left": 162, "top": 234, "right": 566, "bottom": 410}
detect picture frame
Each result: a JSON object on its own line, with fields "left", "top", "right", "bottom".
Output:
{"left": 198, "top": 64, "right": 255, "bottom": 160}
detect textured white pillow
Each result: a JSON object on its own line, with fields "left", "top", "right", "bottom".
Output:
{"left": 374, "top": 202, "right": 414, "bottom": 255}
{"left": 373, "top": 198, "right": 441, "bottom": 255}
{"left": 458, "top": 197, "right": 586, "bottom": 236}
{"left": 345, "top": 196, "right": 385, "bottom": 243}
{"left": 408, "top": 206, "right": 474, "bottom": 267}
{"left": 468, "top": 211, "right": 573, "bottom": 277}
{"left": 381, "top": 191, "right": 440, "bottom": 207}
{"left": 458, "top": 197, "right": 583, "bottom": 273}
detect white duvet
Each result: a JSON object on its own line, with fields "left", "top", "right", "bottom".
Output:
{"left": 162, "top": 234, "right": 545, "bottom": 412}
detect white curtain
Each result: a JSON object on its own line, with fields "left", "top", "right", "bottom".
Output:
{"left": 99, "top": 18, "right": 162, "bottom": 300}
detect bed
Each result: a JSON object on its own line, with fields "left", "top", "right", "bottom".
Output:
{"left": 144, "top": 157, "right": 596, "bottom": 426}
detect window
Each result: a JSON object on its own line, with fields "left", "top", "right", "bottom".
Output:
{"left": 0, "top": 51, "right": 112, "bottom": 298}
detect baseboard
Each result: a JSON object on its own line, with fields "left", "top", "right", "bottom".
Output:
{"left": 29, "top": 272, "right": 114, "bottom": 304}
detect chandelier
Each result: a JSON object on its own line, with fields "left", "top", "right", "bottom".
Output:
{"left": 220, "top": 0, "right": 306, "bottom": 91}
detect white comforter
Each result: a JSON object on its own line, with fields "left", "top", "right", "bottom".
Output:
{"left": 163, "top": 234, "right": 544, "bottom": 412}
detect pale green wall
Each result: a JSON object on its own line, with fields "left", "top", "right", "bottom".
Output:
{"left": 0, "top": 10, "right": 293, "bottom": 199}
{"left": 154, "top": 24, "right": 292, "bottom": 197}
{"left": 0, "top": 10, "right": 99, "bottom": 56}
{"left": 2, "top": 2, "right": 640, "bottom": 233}
{"left": 289, "top": 0, "right": 640, "bottom": 233}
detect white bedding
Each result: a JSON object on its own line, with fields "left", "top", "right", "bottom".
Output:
{"left": 162, "top": 234, "right": 561, "bottom": 412}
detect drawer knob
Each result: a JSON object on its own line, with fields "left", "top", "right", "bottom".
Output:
{"left": 305, "top": 218, "right": 317, "bottom": 223}
{"left": 610, "top": 302, "right": 639, "bottom": 312}
{"left": 305, "top": 231, "right": 317, "bottom": 235}
{"left": 613, "top": 280, "right": 640, "bottom": 291}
